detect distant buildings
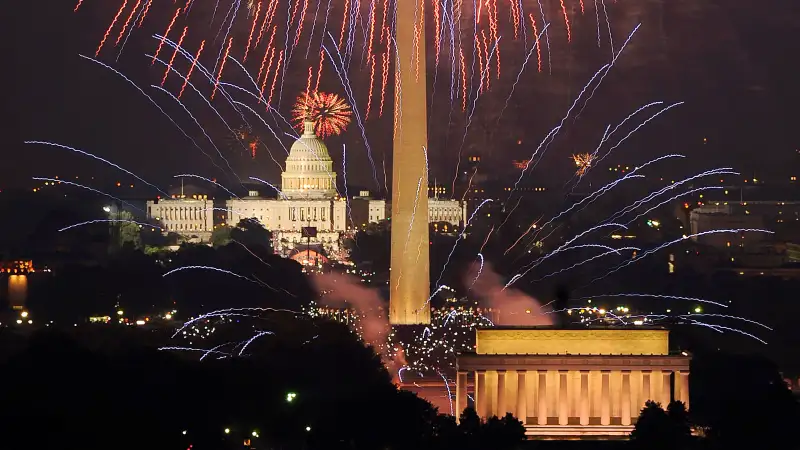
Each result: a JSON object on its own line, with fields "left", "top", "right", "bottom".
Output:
{"left": 456, "top": 327, "right": 690, "bottom": 439}
{"left": 146, "top": 120, "right": 466, "bottom": 257}
{"left": 689, "top": 204, "right": 766, "bottom": 249}
{"left": 146, "top": 196, "right": 214, "bottom": 243}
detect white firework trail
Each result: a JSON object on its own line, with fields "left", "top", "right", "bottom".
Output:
{"left": 59, "top": 219, "right": 161, "bottom": 232}
{"left": 434, "top": 199, "right": 493, "bottom": 288}
{"left": 588, "top": 229, "right": 775, "bottom": 283}
{"left": 174, "top": 174, "right": 240, "bottom": 199}
{"left": 237, "top": 330, "right": 276, "bottom": 355}
{"left": 575, "top": 293, "right": 729, "bottom": 309}
{"left": 603, "top": 168, "right": 739, "bottom": 224}
{"left": 506, "top": 222, "right": 628, "bottom": 289}
{"left": 31, "top": 177, "right": 144, "bottom": 213}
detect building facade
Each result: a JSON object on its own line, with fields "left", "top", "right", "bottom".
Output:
{"left": 456, "top": 328, "right": 690, "bottom": 439}
{"left": 146, "top": 196, "right": 214, "bottom": 242}
{"left": 689, "top": 205, "right": 766, "bottom": 248}
{"left": 147, "top": 120, "right": 467, "bottom": 254}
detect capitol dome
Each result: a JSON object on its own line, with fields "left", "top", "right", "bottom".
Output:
{"left": 281, "top": 120, "right": 338, "bottom": 199}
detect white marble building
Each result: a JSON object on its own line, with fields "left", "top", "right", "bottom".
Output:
{"left": 147, "top": 119, "right": 467, "bottom": 252}
{"left": 226, "top": 120, "right": 467, "bottom": 254}
{"left": 146, "top": 196, "right": 214, "bottom": 242}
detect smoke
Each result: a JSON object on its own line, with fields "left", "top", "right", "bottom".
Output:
{"left": 310, "top": 272, "right": 410, "bottom": 383}
{"left": 467, "top": 261, "right": 554, "bottom": 326}
{"left": 311, "top": 272, "right": 389, "bottom": 348}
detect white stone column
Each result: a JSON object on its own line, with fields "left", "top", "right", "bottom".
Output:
{"left": 456, "top": 371, "right": 467, "bottom": 421}
{"left": 600, "top": 370, "right": 611, "bottom": 426}
{"left": 621, "top": 371, "right": 632, "bottom": 426}
{"left": 662, "top": 371, "right": 672, "bottom": 406}
{"left": 497, "top": 370, "right": 507, "bottom": 417}
{"left": 642, "top": 370, "right": 651, "bottom": 405}
{"left": 477, "top": 370, "right": 487, "bottom": 419}
{"left": 678, "top": 371, "right": 690, "bottom": 409}
{"left": 558, "top": 370, "right": 568, "bottom": 425}
{"left": 537, "top": 370, "right": 547, "bottom": 425}
{"left": 517, "top": 370, "right": 527, "bottom": 424}
{"left": 580, "top": 370, "right": 590, "bottom": 426}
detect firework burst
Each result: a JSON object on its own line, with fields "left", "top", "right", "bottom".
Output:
{"left": 572, "top": 152, "right": 595, "bottom": 176}
{"left": 292, "top": 91, "right": 352, "bottom": 138}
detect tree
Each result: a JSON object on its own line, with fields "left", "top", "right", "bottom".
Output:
{"left": 666, "top": 400, "right": 692, "bottom": 446}
{"left": 229, "top": 218, "right": 272, "bottom": 251}
{"left": 692, "top": 354, "right": 800, "bottom": 449}
{"left": 631, "top": 400, "right": 689, "bottom": 450}
{"left": 453, "top": 408, "right": 526, "bottom": 450}
{"left": 116, "top": 210, "right": 142, "bottom": 250}
{"left": 210, "top": 225, "right": 232, "bottom": 248}
{"left": 484, "top": 413, "right": 526, "bottom": 450}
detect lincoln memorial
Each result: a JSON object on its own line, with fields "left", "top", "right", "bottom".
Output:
{"left": 455, "top": 327, "right": 690, "bottom": 439}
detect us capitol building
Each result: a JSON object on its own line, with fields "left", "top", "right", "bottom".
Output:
{"left": 147, "top": 119, "right": 466, "bottom": 257}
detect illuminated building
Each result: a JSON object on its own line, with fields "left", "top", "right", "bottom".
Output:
{"left": 689, "top": 205, "right": 766, "bottom": 248}
{"left": 224, "top": 121, "right": 466, "bottom": 257}
{"left": 456, "top": 327, "right": 690, "bottom": 439}
{"left": 389, "top": 0, "right": 430, "bottom": 325}
{"left": 0, "top": 261, "right": 37, "bottom": 311}
{"left": 145, "top": 122, "right": 465, "bottom": 256}
{"left": 226, "top": 120, "right": 349, "bottom": 256}
{"left": 146, "top": 195, "right": 214, "bottom": 243}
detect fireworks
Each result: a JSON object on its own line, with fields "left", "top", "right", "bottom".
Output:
{"left": 292, "top": 91, "right": 352, "bottom": 138}
{"left": 34, "top": 0, "right": 777, "bottom": 391}
{"left": 231, "top": 125, "right": 263, "bottom": 159}
{"left": 572, "top": 152, "right": 595, "bottom": 176}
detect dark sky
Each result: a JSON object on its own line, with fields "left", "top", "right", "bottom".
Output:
{"left": 1, "top": 0, "right": 798, "bottom": 194}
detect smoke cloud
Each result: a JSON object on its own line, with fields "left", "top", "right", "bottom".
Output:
{"left": 310, "top": 272, "right": 412, "bottom": 384}
{"left": 467, "top": 261, "right": 554, "bottom": 326}
{"left": 311, "top": 272, "right": 389, "bottom": 347}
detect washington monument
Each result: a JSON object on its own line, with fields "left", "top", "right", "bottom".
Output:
{"left": 389, "top": 0, "right": 430, "bottom": 325}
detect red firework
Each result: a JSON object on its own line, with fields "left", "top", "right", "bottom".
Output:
{"left": 292, "top": 92, "right": 352, "bottom": 138}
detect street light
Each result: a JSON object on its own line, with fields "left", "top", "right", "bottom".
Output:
{"left": 103, "top": 206, "right": 111, "bottom": 213}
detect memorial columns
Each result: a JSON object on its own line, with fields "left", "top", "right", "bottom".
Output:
{"left": 516, "top": 370, "right": 527, "bottom": 424}
{"left": 641, "top": 370, "right": 651, "bottom": 405}
{"left": 497, "top": 370, "right": 507, "bottom": 416}
{"left": 456, "top": 371, "right": 467, "bottom": 421}
{"left": 537, "top": 370, "right": 548, "bottom": 425}
{"left": 476, "top": 370, "right": 487, "bottom": 419}
{"left": 662, "top": 371, "right": 673, "bottom": 406}
{"left": 558, "top": 371, "right": 568, "bottom": 425}
{"left": 579, "top": 370, "right": 590, "bottom": 426}
{"left": 621, "top": 371, "right": 632, "bottom": 426}
{"left": 677, "top": 371, "right": 690, "bottom": 409}
{"left": 600, "top": 370, "right": 611, "bottom": 425}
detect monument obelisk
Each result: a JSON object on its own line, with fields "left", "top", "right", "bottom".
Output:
{"left": 389, "top": 0, "right": 430, "bottom": 325}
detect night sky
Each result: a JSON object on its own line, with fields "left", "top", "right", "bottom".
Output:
{"left": 1, "top": 0, "right": 798, "bottom": 194}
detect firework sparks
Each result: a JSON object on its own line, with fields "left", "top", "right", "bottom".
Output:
{"left": 572, "top": 152, "right": 595, "bottom": 176}
{"left": 95, "top": 0, "right": 129, "bottom": 57}
{"left": 291, "top": 91, "right": 352, "bottom": 138}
